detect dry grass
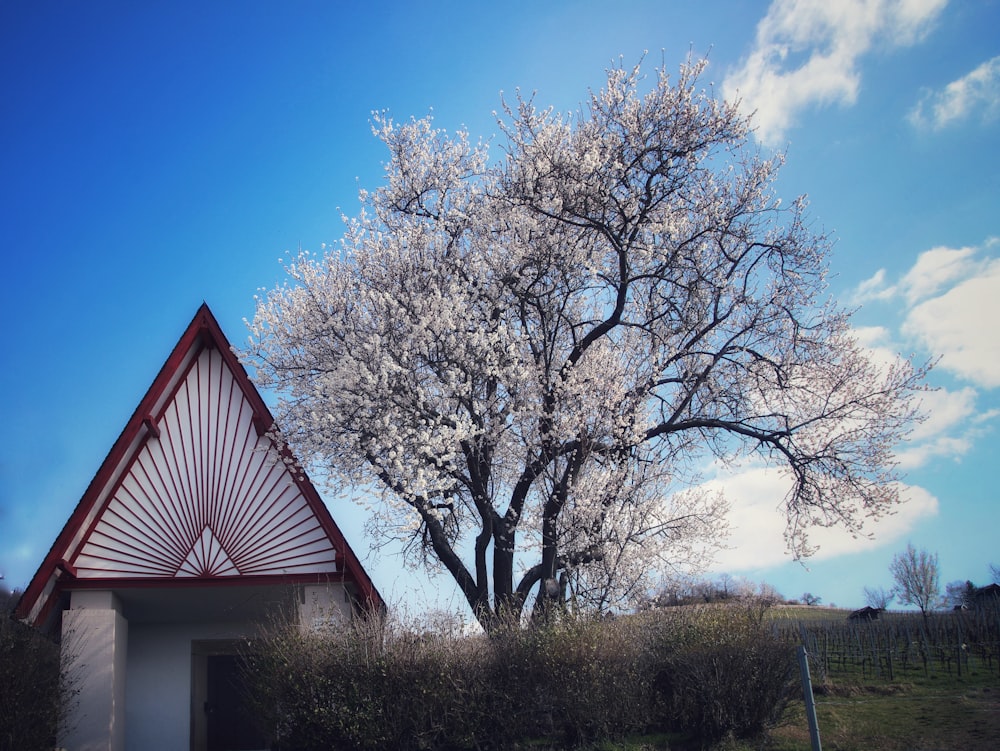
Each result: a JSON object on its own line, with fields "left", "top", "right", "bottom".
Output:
{"left": 764, "top": 674, "right": 1000, "bottom": 751}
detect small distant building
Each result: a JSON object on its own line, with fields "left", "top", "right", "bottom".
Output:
{"left": 15, "top": 304, "right": 383, "bottom": 751}
{"left": 848, "top": 606, "right": 882, "bottom": 621}
{"left": 973, "top": 583, "right": 1000, "bottom": 607}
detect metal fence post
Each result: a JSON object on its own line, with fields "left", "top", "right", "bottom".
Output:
{"left": 798, "top": 644, "right": 822, "bottom": 751}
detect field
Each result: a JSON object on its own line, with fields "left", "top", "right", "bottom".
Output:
{"left": 578, "top": 605, "right": 1000, "bottom": 751}
{"left": 743, "top": 605, "right": 1000, "bottom": 750}
{"left": 764, "top": 674, "right": 999, "bottom": 751}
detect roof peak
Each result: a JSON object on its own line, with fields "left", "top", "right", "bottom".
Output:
{"left": 17, "top": 304, "right": 381, "bottom": 625}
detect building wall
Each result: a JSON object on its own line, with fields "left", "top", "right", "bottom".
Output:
{"left": 123, "top": 582, "right": 351, "bottom": 751}
{"left": 299, "top": 582, "right": 353, "bottom": 628}
{"left": 125, "top": 621, "right": 247, "bottom": 751}
{"left": 61, "top": 595, "right": 128, "bottom": 751}
{"left": 57, "top": 582, "right": 352, "bottom": 751}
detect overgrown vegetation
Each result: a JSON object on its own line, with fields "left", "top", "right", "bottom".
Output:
{"left": 0, "top": 591, "right": 74, "bottom": 751}
{"left": 243, "top": 602, "right": 798, "bottom": 750}
{"left": 243, "top": 599, "right": 1000, "bottom": 750}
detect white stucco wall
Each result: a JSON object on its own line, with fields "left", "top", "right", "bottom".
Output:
{"left": 125, "top": 620, "right": 248, "bottom": 751}
{"left": 61, "top": 594, "right": 128, "bottom": 751}
{"left": 58, "top": 582, "right": 351, "bottom": 751}
{"left": 123, "top": 582, "right": 349, "bottom": 751}
{"left": 299, "top": 583, "right": 352, "bottom": 628}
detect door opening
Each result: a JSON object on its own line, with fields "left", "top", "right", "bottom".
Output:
{"left": 191, "top": 641, "right": 268, "bottom": 751}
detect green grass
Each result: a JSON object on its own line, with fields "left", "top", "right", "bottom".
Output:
{"left": 752, "top": 609, "right": 999, "bottom": 750}
{"left": 762, "top": 670, "right": 1000, "bottom": 751}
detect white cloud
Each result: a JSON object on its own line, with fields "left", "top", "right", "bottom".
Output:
{"left": 852, "top": 270, "right": 896, "bottom": 304}
{"left": 909, "top": 56, "right": 1000, "bottom": 130}
{"left": 723, "top": 0, "right": 947, "bottom": 146}
{"left": 705, "top": 463, "right": 938, "bottom": 570}
{"left": 851, "top": 325, "right": 910, "bottom": 376}
{"left": 903, "top": 255, "right": 1000, "bottom": 387}
{"left": 852, "top": 245, "right": 981, "bottom": 305}
{"left": 894, "top": 387, "right": 981, "bottom": 468}
{"left": 907, "top": 386, "right": 978, "bottom": 442}
{"left": 898, "top": 245, "right": 981, "bottom": 303}
{"left": 895, "top": 434, "right": 971, "bottom": 469}
{"left": 840, "top": 324, "right": 982, "bottom": 469}
{"left": 850, "top": 240, "right": 1000, "bottom": 389}
{"left": 851, "top": 324, "right": 893, "bottom": 350}
{"left": 845, "top": 238, "right": 1000, "bottom": 470}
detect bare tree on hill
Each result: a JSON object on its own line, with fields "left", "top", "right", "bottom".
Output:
{"left": 863, "top": 585, "right": 894, "bottom": 610}
{"left": 890, "top": 544, "right": 940, "bottom": 618}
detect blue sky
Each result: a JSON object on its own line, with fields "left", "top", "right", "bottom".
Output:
{"left": 2, "top": 0, "right": 998, "bottom": 613}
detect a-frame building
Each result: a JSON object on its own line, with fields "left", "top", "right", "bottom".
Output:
{"left": 16, "top": 303, "right": 383, "bottom": 751}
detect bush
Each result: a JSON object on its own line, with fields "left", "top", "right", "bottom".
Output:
{"left": 644, "top": 603, "right": 798, "bottom": 742}
{"left": 242, "top": 616, "right": 391, "bottom": 751}
{"left": 488, "top": 617, "right": 651, "bottom": 746}
{"left": 0, "top": 591, "right": 75, "bottom": 751}
{"left": 244, "top": 603, "right": 796, "bottom": 749}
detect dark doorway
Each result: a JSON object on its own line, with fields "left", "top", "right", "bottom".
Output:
{"left": 204, "top": 654, "right": 268, "bottom": 751}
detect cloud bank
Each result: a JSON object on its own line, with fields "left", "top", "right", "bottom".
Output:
{"left": 723, "top": 0, "right": 948, "bottom": 146}
{"left": 848, "top": 237, "right": 1000, "bottom": 476}
{"left": 706, "top": 463, "right": 939, "bottom": 571}
{"left": 709, "top": 235, "right": 998, "bottom": 573}
{"left": 855, "top": 239, "right": 1000, "bottom": 389}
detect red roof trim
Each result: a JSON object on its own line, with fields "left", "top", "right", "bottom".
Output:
{"left": 16, "top": 304, "right": 383, "bottom": 623}
{"left": 60, "top": 572, "right": 349, "bottom": 590}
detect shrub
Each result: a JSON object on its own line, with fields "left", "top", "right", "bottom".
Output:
{"left": 488, "top": 616, "right": 651, "bottom": 746}
{"left": 244, "top": 603, "right": 796, "bottom": 749}
{"left": 379, "top": 628, "right": 494, "bottom": 750}
{"left": 0, "top": 591, "right": 76, "bottom": 751}
{"left": 244, "top": 618, "right": 392, "bottom": 750}
{"left": 645, "top": 603, "right": 798, "bottom": 742}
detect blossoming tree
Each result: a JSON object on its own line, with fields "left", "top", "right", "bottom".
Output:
{"left": 246, "top": 60, "right": 926, "bottom": 631}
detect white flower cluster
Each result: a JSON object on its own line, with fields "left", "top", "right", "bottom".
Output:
{"left": 245, "top": 58, "right": 924, "bottom": 623}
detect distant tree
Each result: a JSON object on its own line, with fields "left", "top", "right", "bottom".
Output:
{"left": 863, "top": 585, "right": 893, "bottom": 610}
{"left": 717, "top": 573, "right": 736, "bottom": 600}
{"left": 889, "top": 544, "right": 940, "bottom": 618}
{"left": 991, "top": 563, "right": 1000, "bottom": 584}
{"left": 800, "top": 592, "right": 821, "bottom": 606}
{"left": 646, "top": 577, "right": 720, "bottom": 608}
{"left": 248, "top": 58, "right": 928, "bottom": 632}
{"left": 747, "top": 580, "right": 784, "bottom": 607}
{"left": 945, "top": 580, "right": 977, "bottom": 609}
{"left": 644, "top": 575, "right": 782, "bottom": 609}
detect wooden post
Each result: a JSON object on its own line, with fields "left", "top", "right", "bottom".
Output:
{"left": 798, "top": 645, "right": 822, "bottom": 751}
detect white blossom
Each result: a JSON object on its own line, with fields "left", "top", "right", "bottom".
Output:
{"left": 245, "top": 58, "right": 927, "bottom": 630}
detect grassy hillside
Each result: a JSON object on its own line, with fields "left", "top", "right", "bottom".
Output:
{"left": 765, "top": 673, "right": 998, "bottom": 751}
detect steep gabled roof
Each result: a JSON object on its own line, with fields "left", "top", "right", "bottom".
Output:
{"left": 17, "top": 303, "right": 382, "bottom": 625}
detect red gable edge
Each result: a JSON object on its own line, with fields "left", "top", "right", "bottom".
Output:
{"left": 16, "top": 303, "right": 383, "bottom": 625}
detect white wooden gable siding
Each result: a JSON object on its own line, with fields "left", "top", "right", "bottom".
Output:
{"left": 74, "top": 343, "right": 338, "bottom": 579}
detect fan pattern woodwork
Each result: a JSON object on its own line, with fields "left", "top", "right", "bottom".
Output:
{"left": 73, "top": 346, "right": 338, "bottom": 578}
